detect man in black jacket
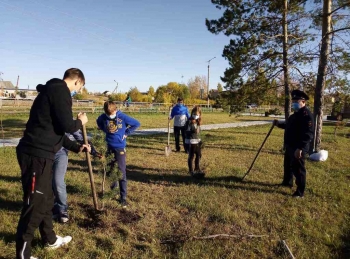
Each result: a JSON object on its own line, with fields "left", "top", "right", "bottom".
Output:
{"left": 16, "top": 68, "right": 89, "bottom": 259}
{"left": 274, "top": 90, "right": 314, "bottom": 198}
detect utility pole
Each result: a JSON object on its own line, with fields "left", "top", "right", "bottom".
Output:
{"left": 207, "top": 57, "right": 216, "bottom": 108}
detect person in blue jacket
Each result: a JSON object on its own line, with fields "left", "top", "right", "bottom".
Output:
{"left": 96, "top": 101, "right": 140, "bottom": 207}
{"left": 169, "top": 98, "right": 190, "bottom": 153}
{"left": 52, "top": 129, "right": 101, "bottom": 223}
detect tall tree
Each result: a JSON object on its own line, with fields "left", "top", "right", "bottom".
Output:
{"left": 206, "top": 0, "right": 312, "bottom": 120}
{"left": 217, "top": 83, "right": 223, "bottom": 92}
{"left": 312, "top": 0, "right": 350, "bottom": 151}
{"left": 188, "top": 75, "right": 207, "bottom": 99}
{"left": 128, "top": 86, "right": 143, "bottom": 102}
{"left": 148, "top": 86, "right": 155, "bottom": 97}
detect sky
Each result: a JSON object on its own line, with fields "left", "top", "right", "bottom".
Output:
{"left": 0, "top": 0, "right": 230, "bottom": 93}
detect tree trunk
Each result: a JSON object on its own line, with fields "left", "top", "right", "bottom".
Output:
{"left": 313, "top": 0, "right": 332, "bottom": 152}
{"left": 282, "top": 0, "right": 291, "bottom": 122}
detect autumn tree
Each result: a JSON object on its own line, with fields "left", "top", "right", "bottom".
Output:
{"left": 217, "top": 83, "right": 223, "bottom": 92}
{"left": 187, "top": 76, "right": 208, "bottom": 99}
{"left": 128, "top": 86, "right": 143, "bottom": 102}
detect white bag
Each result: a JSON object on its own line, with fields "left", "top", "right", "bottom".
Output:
{"left": 309, "top": 150, "right": 328, "bottom": 161}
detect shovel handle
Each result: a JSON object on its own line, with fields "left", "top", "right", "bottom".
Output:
{"left": 167, "top": 120, "right": 171, "bottom": 145}
{"left": 82, "top": 125, "right": 99, "bottom": 210}
{"left": 242, "top": 124, "right": 275, "bottom": 181}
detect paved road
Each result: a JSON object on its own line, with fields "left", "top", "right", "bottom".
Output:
{"left": 0, "top": 121, "right": 273, "bottom": 147}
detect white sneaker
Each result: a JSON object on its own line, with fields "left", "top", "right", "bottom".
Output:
{"left": 46, "top": 235, "right": 72, "bottom": 250}
{"left": 30, "top": 257, "right": 38, "bottom": 259}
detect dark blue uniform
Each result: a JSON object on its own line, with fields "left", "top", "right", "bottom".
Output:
{"left": 277, "top": 106, "right": 314, "bottom": 196}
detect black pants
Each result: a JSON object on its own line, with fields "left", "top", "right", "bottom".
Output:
{"left": 188, "top": 144, "right": 201, "bottom": 173}
{"left": 16, "top": 148, "right": 57, "bottom": 259}
{"left": 174, "top": 126, "right": 187, "bottom": 152}
{"left": 285, "top": 146, "right": 307, "bottom": 196}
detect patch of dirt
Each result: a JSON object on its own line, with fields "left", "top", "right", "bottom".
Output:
{"left": 117, "top": 210, "right": 142, "bottom": 224}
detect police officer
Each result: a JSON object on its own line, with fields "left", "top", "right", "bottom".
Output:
{"left": 274, "top": 90, "right": 314, "bottom": 198}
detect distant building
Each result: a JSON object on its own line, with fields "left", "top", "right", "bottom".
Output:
{"left": 0, "top": 81, "right": 37, "bottom": 98}
{"left": 0, "top": 81, "right": 16, "bottom": 97}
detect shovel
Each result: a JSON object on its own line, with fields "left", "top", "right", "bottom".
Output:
{"left": 82, "top": 125, "right": 99, "bottom": 210}
{"left": 241, "top": 123, "right": 275, "bottom": 181}
{"left": 165, "top": 120, "right": 171, "bottom": 156}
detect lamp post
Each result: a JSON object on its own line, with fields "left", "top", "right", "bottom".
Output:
{"left": 207, "top": 57, "right": 216, "bottom": 108}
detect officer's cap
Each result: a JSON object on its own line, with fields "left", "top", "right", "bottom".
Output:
{"left": 291, "top": 90, "right": 309, "bottom": 101}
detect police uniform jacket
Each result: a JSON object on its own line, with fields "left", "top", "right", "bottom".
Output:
{"left": 278, "top": 106, "right": 314, "bottom": 150}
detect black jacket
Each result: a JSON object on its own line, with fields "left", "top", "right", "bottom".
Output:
{"left": 278, "top": 106, "right": 314, "bottom": 150}
{"left": 185, "top": 118, "right": 201, "bottom": 144}
{"left": 18, "top": 78, "right": 82, "bottom": 159}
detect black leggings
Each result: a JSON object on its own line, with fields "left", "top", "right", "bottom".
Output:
{"left": 188, "top": 143, "right": 201, "bottom": 172}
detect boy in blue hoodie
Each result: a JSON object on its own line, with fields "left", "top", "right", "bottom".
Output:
{"left": 96, "top": 101, "right": 140, "bottom": 207}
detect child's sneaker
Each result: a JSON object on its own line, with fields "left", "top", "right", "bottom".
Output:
{"left": 119, "top": 199, "right": 128, "bottom": 208}
{"left": 46, "top": 235, "right": 72, "bottom": 250}
{"left": 59, "top": 211, "right": 69, "bottom": 223}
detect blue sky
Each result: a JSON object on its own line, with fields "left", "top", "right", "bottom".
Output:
{"left": 0, "top": 0, "right": 229, "bottom": 93}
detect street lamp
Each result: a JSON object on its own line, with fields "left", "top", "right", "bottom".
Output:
{"left": 207, "top": 57, "right": 216, "bottom": 108}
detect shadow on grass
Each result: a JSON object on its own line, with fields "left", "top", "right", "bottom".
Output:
{"left": 336, "top": 220, "right": 350, "bottom": 259}
{"left": 127, "top": 165, "right": 287, "bottom": 195}
{"left": 0, "top": 189, "right": 22, "bottom": 212}
{"left": 204, "top": 143, "right": 282, "bottom": 155}
{"left": 0, "top": 197, "right": 22, "bottom": 212}
{"left": 0, "top": 230, "right": 16, "bottom": 244}
{"left": 0, "top": 175, "right": 21, "bottom": 182}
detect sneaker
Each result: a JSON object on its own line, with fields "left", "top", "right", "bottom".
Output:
{"left": 119, "top": 199, "right": 128, "bottom": 208}
{"left": 292, "top": 191, "right": 304, "bottom": 198}
{"left": 46, "top": 235, "right": 72, "bottom": 250}
{"left": 30, "top": 257, "right": 38, "bottom": 259}
{"left": 59, "top": 211, "right": 69, "bottom": 223}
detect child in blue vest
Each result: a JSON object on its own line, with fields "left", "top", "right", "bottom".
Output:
{"left": 96, "top": 101, "right": 140, "bottom": 207}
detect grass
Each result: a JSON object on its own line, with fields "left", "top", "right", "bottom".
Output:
{"left": 0, "top": 111, "right": 273, "bottom": 138}
{"left": 0, "top": 115, "right": 350, "bottom": 258}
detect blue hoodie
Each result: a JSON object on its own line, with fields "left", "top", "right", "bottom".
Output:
{"left": 96, "top": 111, "right": 140, "bottom": 149}
{"left": 170, "top": 104, "right": 190, "bottom": 127}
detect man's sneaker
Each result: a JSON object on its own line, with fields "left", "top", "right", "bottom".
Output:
{"left": 59, "top": 211, "right": 69, "bottom": 223}
{"left": 46, "top": 235, "right": 72, "bottom": 250}
{"left": 292, "top": 191, "right": 304, "bottom": 198}
{"left": 119, "top": 199, "right": 128, "bottom": 208}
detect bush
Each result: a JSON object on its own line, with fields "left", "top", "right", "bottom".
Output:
{"left": 267, "top": 108, "right": 282, "bottom": 116}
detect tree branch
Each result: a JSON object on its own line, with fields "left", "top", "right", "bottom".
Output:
{"left": 328, "top": 2, "right": 350, "bottom": 16}
{"left": 327, "top": 27, "right": 350, "bottom": 36}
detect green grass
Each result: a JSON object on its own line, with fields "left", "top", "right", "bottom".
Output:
{"left": 0, "top": 112, "right": 273, "bottom": 138}
{"left": 0, "top": 118, "right": 350, "bottom": 258}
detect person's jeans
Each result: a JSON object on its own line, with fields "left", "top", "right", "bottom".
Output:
{"left": 52, "top": 149, "right": 69, "bottom": 213}
{"left": 108, "top": 147, "right": 127, "bottom": 200}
